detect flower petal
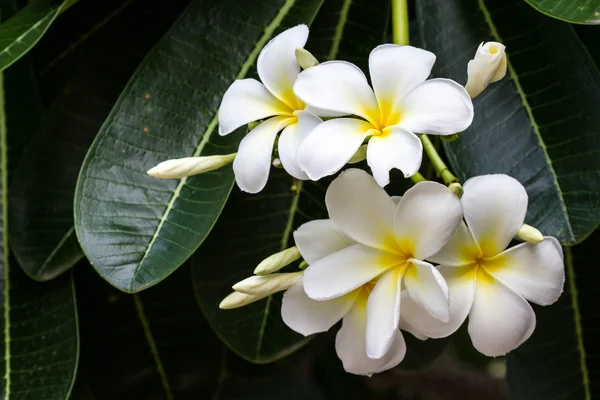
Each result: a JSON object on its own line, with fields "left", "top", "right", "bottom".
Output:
{"left": 297, "top": 118, "right": 372, "bottom": 181}
{"left": 325, "top": 168, "right": 397, "bottom": 251}
{"left": 394, "top": 181, "right": 463, "bottom": 259}
{"left": 401, "top": 265, "right": 476, "bottom": 338}
{"left": 427, "top": 221, "right": 480, "bottom": 267}
{"left": 293, "top": 61, "right": 379, "bottom": 122}
{"left": 367, "top": 127, "right": 422, "bottom": 186}
{"left": 282, "top": 276, "right": 358, "bottom": 336}
{"left": 278, "top": 111, "right": 322, "bottom": 180}
{"left": 468, "top": 268, "right": 536, "bottom": 357}
{"left": 462, "top": 174, "right": 528, "bottom": 257}
{"left": 233, "top": 116, "right": 293, "bottom": 193}
{"left": 398, "top": 79, "right": 474, "bottom": 135}
{"left": 257, "top": 24, "right": 308, "bottom": 108}
{"left": 293, "top": 219, "right": 357, "bottom": 264}
{"left": 369, "top": 45, "right": 435, "bottom": 115}
{"left": 404, "top": 259, "right": 449, "bottom": 322}
{"left": 336, "top": 300, "right": 406, "bottom": 375}
{"left": 399, "top": 315, "right": 428, "bottom": 341}
{"left": 218, "top": 79, "right": 292, "bottom": 135}
{"left": 485, "top": 237, "right": 564, "bottom": 306}
{"left": 303, "top": 243, "right": 394, "bottom": 301}
{"left": 366, "top": 268, "right": 402, "bottom": 358}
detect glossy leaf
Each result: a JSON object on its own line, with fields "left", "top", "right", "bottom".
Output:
{"left": 9, "top": 0, "right": 188, "bottom": 281}
{"left": 74, "top": 0, "right": 325, "bottom": 293}
{"left": 525, "top": 0, "right": 600, "bottom": 24}
{"left": 507, "top": 231, "right": 600, "bottom": 399}
{"left": 192, "top": 0, "right": 395, "bottom": 363}
{"left": 417, "top": 0, "right": 600, "bottom": 245}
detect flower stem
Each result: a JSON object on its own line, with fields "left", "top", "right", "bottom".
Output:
{"left": 420, "top": 135, "right": 458, "bottom": 185}
{"left": 410, "top": 172, "right": 426, "bottom": 184}
{"left": 392, "top": 0, "right": 410, "bottom": 46}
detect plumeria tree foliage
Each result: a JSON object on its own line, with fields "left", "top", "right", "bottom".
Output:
{"left": 0, "top": 0, "right": 599, "bottom": 398}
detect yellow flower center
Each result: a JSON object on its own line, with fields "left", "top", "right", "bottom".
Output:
{"left": 362, "top": 99, "right": 403, "bottom": 136}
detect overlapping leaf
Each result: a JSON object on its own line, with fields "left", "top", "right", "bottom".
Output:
{"left": 525, "top": 0, "right": 600, "bottom": 24}
{"left": 417, "top": 0, "right": 600, "bottom": 245}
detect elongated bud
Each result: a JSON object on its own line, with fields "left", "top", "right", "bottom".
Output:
{"left": 348, "top": 145, "right": 367, "bottom": 164}
{"left": 254, "top": 246, "right": 302, "bottom": 275}
{"left": 232, "top": 272, "right": 302, "bottom": 296}
{"left": 147, "top": 153, "right": 236, "bottom": 179}
{"left": 219, "top": 291, "right": 268, "bottom": 310}
{"left": 295, "top": 48, "right": 319, "bottom": 69}
{"left": 465, "top": 42, "right": 507, "bottom": 99}
{"left": 448, "top": 182, "right": 463, "bottom": 199}
{"left": 517, "top": 224, "right": 543, "bottom": 243}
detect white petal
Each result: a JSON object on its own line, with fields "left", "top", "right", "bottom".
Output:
{"left": 398, "top": 79, "right": 474, "bottom": 135}
{"left": 485, "top": 237, "right": 564, "bottom": 306}
{"left": 293, "top": 219, "right": 357, "bottom": 264}
{"left": 233, "top": 116, "right": 293, "bottom": 193}
{"left": 297, "top": 118, "right": 373, "bottom": 181}
{"left": 369, "top": 45, "right": 435, "bottom": 115}
{"left": 278, "top": 111, "right": 322, "bottom": 180}
{"left": 468, "top": 268, "right": 536, "bottom": 357}
{"left": 293, "top": 61, "right": 379, "bottom": 122}
{"left": 462, "top": 174, "right": 528, "bottom": 257}
{"left": 367, "top": 127, "right": 423, "bottom": 186}
{"left": 325, "top": 168, "right": 397, "bottom": 251}
{"left": 336, "top": 299, "right": 406, "bottom": 375}
{"left": 282, "top": 277, "right": 358, "bottom": 336}
{"left": 303, "top": 244, "right": 394, "bottom": 301}
{"left": 366, "top": 268, "right": 402, "bottom": 358}
{"left": 218, "top": 78, "right": 292, "bottom": 135}
{"left": 399, "top": 315, "right": 429, "bottom": 341}
{"left": 401, "top": 265, "right": 476, "bottom": 338}
{"left": 427, "top": 221, "right": 480, "bottom": 267}
{"left": 394, "top": 181, "right": 463, "bottom": 259}
{"left": 257, "top": 25, "right": 308, "bottom": 108}
{"left": 403, "top": 259, "right": 449, "bottom": 322}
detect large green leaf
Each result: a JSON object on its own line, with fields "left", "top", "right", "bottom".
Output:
{"left": 73, "top": 0, "right": 325, "bottom": 293}
{"left": 9, "top": 0, "right": 188, "bottom": 282}
{"left": 417, "top": 0, "right": 600, "bottom": 245}
{"left": 0, "top": 0, "right": 75, "bottom": 71}
{"left": 506, "top": 231, "right": 600, "bottom": 399}
{"left": 525, "top": 0, "right": 600, "bottom": 24}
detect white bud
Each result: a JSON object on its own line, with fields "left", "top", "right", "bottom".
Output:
{"left": 465, "top": 41, "right": 507, "bottom": 99}
{"left": 448, "top": 182, "right": 464, "bottom": 198}
{"left": 147, "top": 153, "right": 236, "bottom": 179}
{"left": 295, "top": 47, "right": 319, "bottom": 69}
{"left": 232, "top": 272, "right": 302, "bottom": 296}
{"left": 348, "top": 145, "right": 367, "bottom": 164}
{"left": 254, "top": 246, "right": 301, "bottom": 275}
{"left": 517, "top": 224, "right": 544, "bottom": 244}
{"left": 272, "top": 158, "right": 282, "bottom": 168}
{"left": 219, "top": 291, "right": 267, "bottom": 309}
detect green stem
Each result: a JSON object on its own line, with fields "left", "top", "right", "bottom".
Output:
{"left": 420, "top": 135, "right": 458, "bottom": 185}
{"left": 392, "top": 0, "right": 410, "bottom": 46}
{"left": 410, "top": 172, "right": 426, "bottom": 184}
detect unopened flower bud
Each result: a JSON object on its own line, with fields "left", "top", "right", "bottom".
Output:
{"left": 448, "top": 182, "right": 463, "bottom": 199}
{"left": 348, "top": 145, "right": 367, "bottom": 164}
{"left": 219, "top": 291, "right": 267, "bottom": 309}
{"left": 147, "top": 153, "right": 236, "bottom": 179}
{"left": 272, "top": 158, "right": 282, "bottom": 168}
{"left": 232, "top": 272, "right": 302, "bottom": 296}
{"left": 517, "top": 224, "right": 544, "bottom": 244}
{"left": 295, "top": 48, "right": 319, "bottom": 69}
{"left": 254, "top": 246, "right": 301, "bottom": 275}
{"left": 465, "top": 42, "right": 507, "bottom": 99}
{"left": 298, "top": 260, "right": 309, "bottom": 270}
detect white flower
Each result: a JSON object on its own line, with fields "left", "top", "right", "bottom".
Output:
{"left": 401, "top": 174, "right": 565, "bottom": 357}
{"left": 281, "top": 169, "right": 463, "bottom": 375}
{"left": 218, "top": 25, "right": 325, "bottom": 193}
{"left": 293, "top": 45, "right": 474, "bottom": 187}
{"left": 465, "top": 42, "right": 507, "bottom": 98}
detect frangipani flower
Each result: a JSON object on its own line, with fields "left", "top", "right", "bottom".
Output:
{"left": 401, "top": 174, "right": 565, "bottom": 356}
{"left": 281, "top": 169, "right": 463, "bottom": 375}
{"left": 293, "top": 45, "right": 474, "bottom": 187}
{"left": 218, "top": 25, "right": 324, "bottom": 193}
{"left": 465, "top": 42, "right": 507, "bottom": 99}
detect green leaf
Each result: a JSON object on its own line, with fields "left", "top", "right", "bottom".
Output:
{"left": 73, "top": 0, "right": 325, "bottom": 293}
{"left": 506, "top": 232, "right": 600, "bottom": 399}
{"left": 417, "top": 0, "right": 600, "bottom": 245}
{"left": 525, "top": 0, "right": 600, "bottom": 24}
{"left": 9, "top": 0, "right": 188, "bottom": 282}
{"left": 191, "top": 0, "right": 395, "bottom": 363}
{"left": 0, "top": 0, "right": 75, "bottom": 72}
